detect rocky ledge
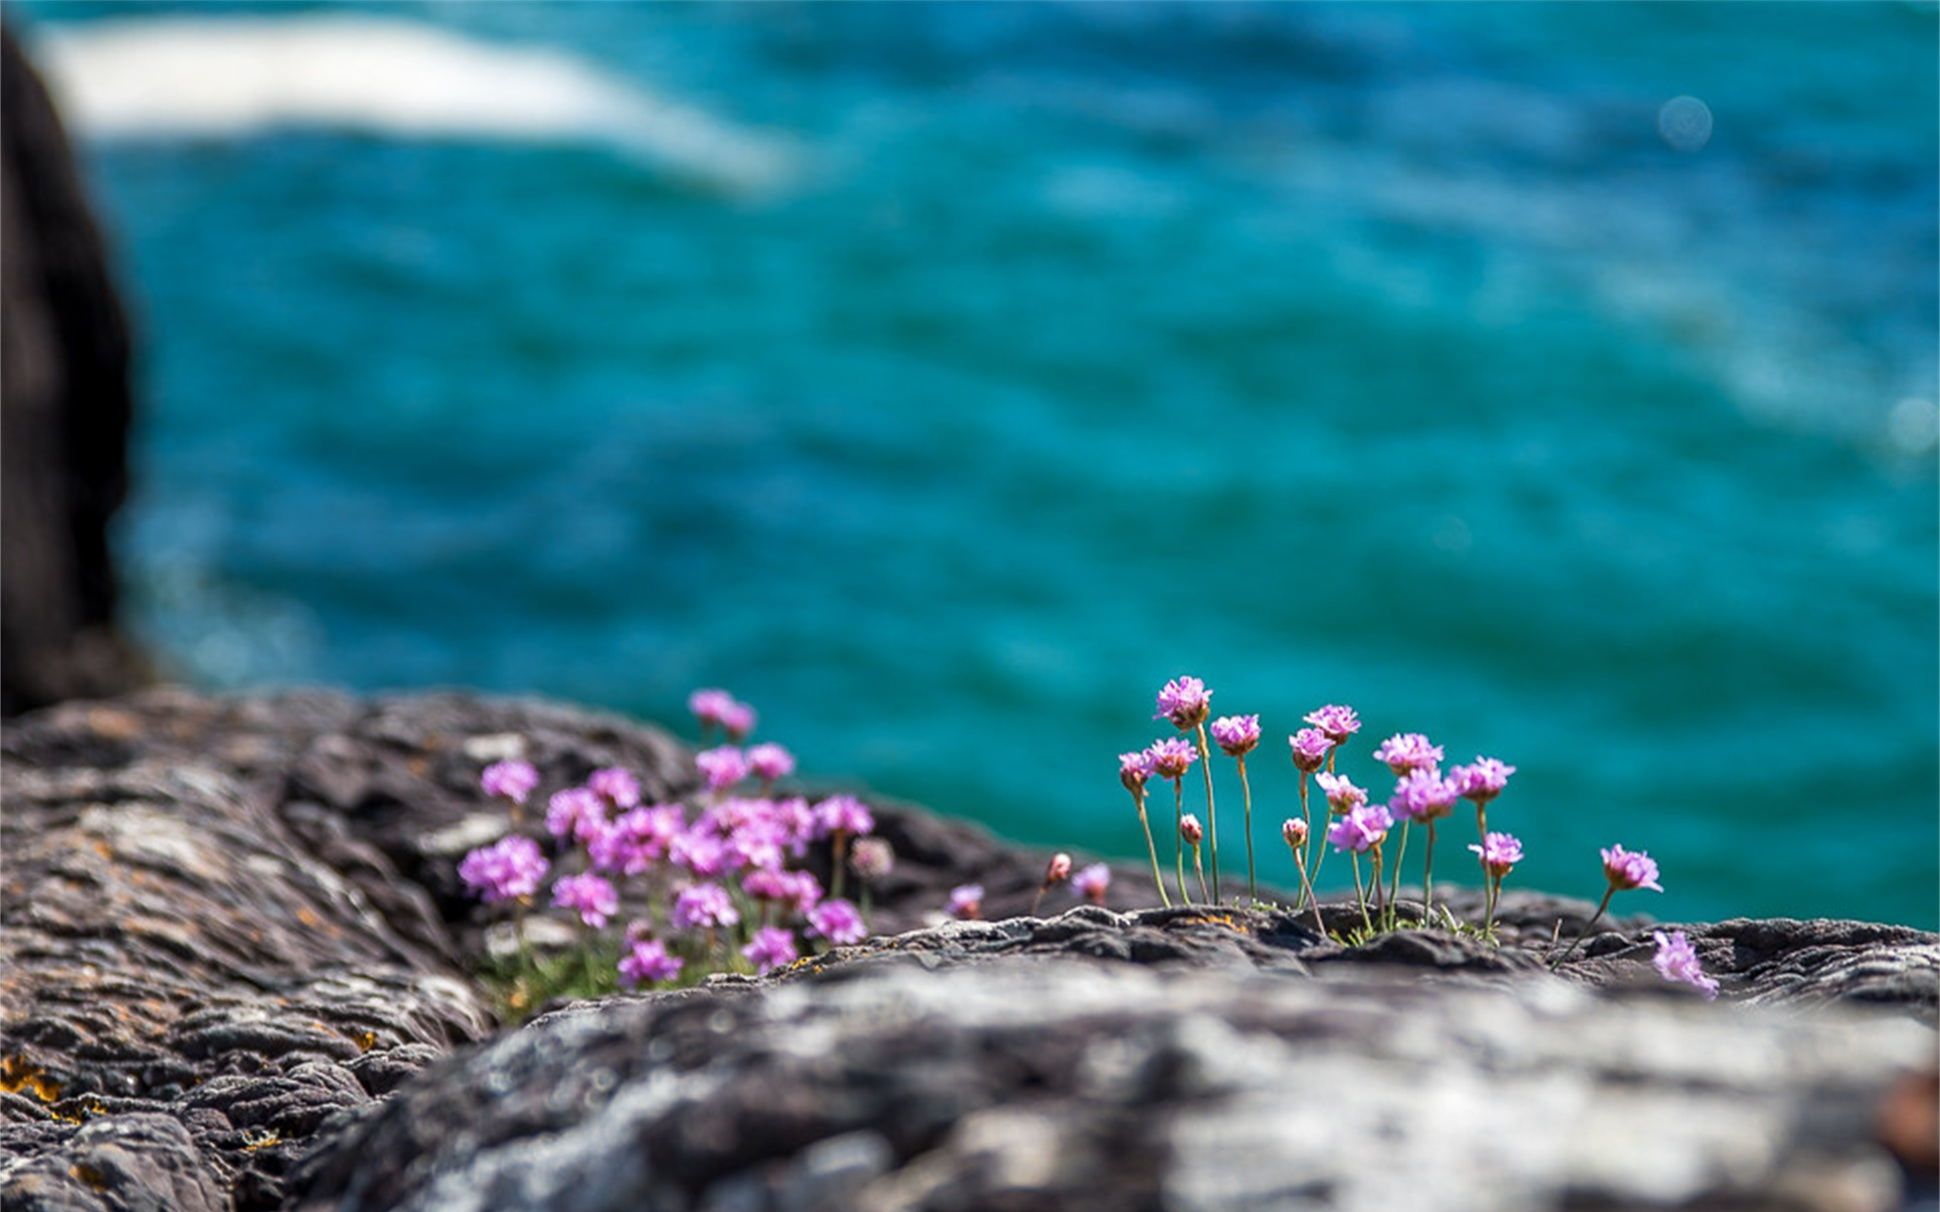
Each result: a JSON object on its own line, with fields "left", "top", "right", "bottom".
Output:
{"left": 2, "top": 689, "right": 1936, "bottom": 1212}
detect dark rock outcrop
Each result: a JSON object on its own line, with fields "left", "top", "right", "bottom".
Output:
{"left": 0, "top": 23, "right": 148, "bottom": 716}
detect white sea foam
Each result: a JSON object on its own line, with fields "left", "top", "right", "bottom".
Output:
{"left": 33, "top": 15, "right": 792, "bottom": 190}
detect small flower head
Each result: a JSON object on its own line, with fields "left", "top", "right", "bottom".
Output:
{"left": 1601, "top": 845, "right": 1663, "bottom": 893}
{"left": 1389, "top": 768, "right": 1461, "bottom": 823}
{"left": 1145, "top": 737, "right": 1198, "bottom": 779}
{"left": 1045, "top": 852, "right": 1073, "bottom": 884}
{"left": 457, "top": 835, "right": 548, "bottom": 903}
{"left": 1467, "top": 831, "right": 1524, "bottom": 879}
{"left": 1210, "top": 714, "right": 1262, "bottom": 757}
{"left": 1179, "top": 814, "right": 1205, "bottom": 846}
{"left": 480, "top": 760, "right": 539, "bottom": 806}
{"left": 1071, "top": 862, "right": 1111, "bottom": 905}
{"left": 587, "top": 767, "right": 641, "bottom": 810}
{"left": 720, "top": 700, "right": 757, "bottom": 741}
{"left": 671, "top": 882, "right": 741, "bottom": 930}
{"left": 1154, "top": 676, "right": 1213, "bottom": 730}
{"left": 1288, "top": 728, "right": 1335, "bottom": 773}
{"left": 814, "top": 794, "right": 875, "bottom": 839}
{"left": 1118, "top": 749, "right": 1154, "bottom": 793}
{"left": 742, "top": 926, "right": 800, "bottom": 974}
{"left": 1315, "top": 771, "right": 1368, "bottom": 814}
{"left": 849, "top": 836, "right": 895, "bottom": 880}
{"left": 1651, "top": 930, "right": 1719, "bottom": 1000}
{"left": 1372, "top": 732, "right": 1444, "bottom": 776}
{"left": 1450, "top": 757, "right": 1516, "bottom": 805}
{"left": 948, "top": 883, "right": 985, "bottom": 920}
{"left": 808, "top": 897, "right": 867, "bottom": 945}
{"left": 618, "top": 934, "right": 683, "bottom": 986}
{"left": 551, "top": 872, "right": 619, "bottom": 929}
{"left": 746, "top": 742, "right": 796, "bottom": 784}
{"left": 695, "top": 746, "right": 750, "bottom": 792}
{"left": 1325, "top": 803, "right": 1393, "bottom": 854}
{"left": 689, "top": 688, "right": 735, "bottom": 730}
{"left": 546, "top": 787, "right": 606, "bottom": 843}
{"left": 1303, "top": 704, "right": 1362, "bottom": 744}
{"left": 669, "top": 828, "right": 730, "bottom": 878}
{"left": 1281, "top": 817, "right": 1308, "bottom": 849}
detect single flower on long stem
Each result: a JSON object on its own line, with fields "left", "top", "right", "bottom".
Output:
{"left": 1030, "top": 852, "right": 1073, "bottom": 915}
{"left": 1289, "top": 728, "right": 1335, "bottom": 903}
{"left": 1120, "top": 750, "right": 1171, "bottom": 908}
{"left": 1451, "top": 756, "right": 1515, "bottom": 848}
{"left": 1146, "top": 737, "right": 1197, "bottom": 905}
{"left": 1468, "top": 831, "right": 1523, "bottom": 934}
{"left": 1282, "top": 818, "right": 1323, "bottom": 934}
{"left": 1180, "top": 814, "right": 1210, "bottom": 904}
{"left": 1325, "top": 802, "right": 1391, "bottom": 935}
{"left": 1389, "top": 767, "right": 1459, "bottom": 923}
{"left": 1210, "top": 715, "right": 1262, "bottom": 902}
{"left": 1553, "top": 844, "right": 1661, "bottom": 966}
{"left": 1155, "top": 677, "right": 1217, "bottom": 901}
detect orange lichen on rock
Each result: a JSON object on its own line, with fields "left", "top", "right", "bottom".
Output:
{"left": 2, "top": 1055, "right": 62, "bottom": 1102}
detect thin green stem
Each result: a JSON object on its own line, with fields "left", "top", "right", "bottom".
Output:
{"left": 830, "top": 831, "right": 850, "bottom": 901}
{"left": 1172, "top": 778, "right": 1190, "bottom": 905}
{"left": 1372, "top": 845, "right": 1388, "bottom": 931}
{"left": 1552, "top": 887, "right": 1615, "bottom": 968}
{"left": 1299, "top": 774, "right": 1323, "bottom": 907}
{"left": 1289, "top": 842, "right": 1324, "bottom": 934}
{"left": 1387, "top": 821, "right": 1410, "bottom": 919}
{"left": 1192, "top": 844, "right": 1210, "bottom": 904}
{"left": 1484, "top": 871, "right": 1501, "bottom": 933}
{"left": 1351, "top": 851, "right": 1372, "bottom": 934}
{"left": 1132, "top": 788, "right": 1171, "bottom": 908}
{"left": 1238, "top": 756, "right": 1256, "bottom": 904}
{"left": 1422, "top": 820, "right": 1438, "bottom": 925}
{"left": 1194, "top": 723, "right": 1220, "bottom": 903}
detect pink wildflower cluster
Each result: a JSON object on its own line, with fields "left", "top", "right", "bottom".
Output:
{"left": 460, "top": 690, "right": 887, "bottom": 993}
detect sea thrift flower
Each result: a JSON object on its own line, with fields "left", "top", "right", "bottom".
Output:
{"left": 850, "top": 837, "right": 894, "bottom": 880}
{"left": 587, "top": 767, "right": 641, "bottom": 809}
{"left": 1282, "top": 818, "right": 1322, "bottom": 932}
{"left": 1372, "top": 733, "right": 1444, "bottom": 775}
{"left": 1326, "top": 803, "right": 1393, "bottom": 854}
{"left": 551, "top": 873, "right": 619, "bottom": 929}
{"left": 1119, "top": 749, "right": 1154, "bottom": 791}
{"left": 744, "top": 869, "right": 823, "bottom": 915}
{"left": 1071, "top": 862, "right": 1111, "bottom": 905}
{"left": 948, "top": 883, "right": 984, "bottom": 920}
{"left": 1119, "top": 749, "right": 1169, "bottom": 908}
{"left": 742, "top": 926, "right": 800, "bottom": 974}
{"left": 1179, "top": 815, "right": 1205, "bottom": 845}
{"left": 1146, "top": 737, "right": 1197, "bottom": 778}
{"left": 1469, "top": 831, "right": 1524, "bottom": 879}
{"left": 545, "top": 787, "right": 606, "bottom": 843}
{"left": 746, "top": 742, "right": 796, "bottom": 784}
{"left": 1601, "top": 845, "right": 1664, "bottom": 893}
{"left": 1288, "top": 728, "right": 1334, "bottom": 773}
{"left": 689, "top": 688, "right": 735, "bottom": 731}
{"left": 720, "top": 700, "right": 757, "bottom": 741}
{"left": 1303, "top": 704, "right": 1361, "bottom": 744}
{"left": 458, "top": 836, "right": 549, "bottom": 903}
{"left": 1154, "top": 676, "right": 1212, "bottom": 729}
{"left": 1282, "top": 818, "right": 1308, "bottom": 848}
{"left": 726, "top": 821, "right": 787, "bottom": 872}
{"left": 1651, "top": 930, "right": 1719, "bottom": 1000}
{"left": 808, "top": 898, "right": 867, "bottom": 945}
{"left": 1389, "top": 768, "right": 1460, "bottom": 823}
{"left": 1450, "top": 757, "right": 1516, "bottom": 804}
{"left": 695, "top": 746, "right": 750, "bottom": 792}
{"left": 672, "top": 882, "right": 740, "bottom": 930}
{"left": 618, "top": 935, "right": 682, "bottom": 986}
{"left": 480, "top": 760, "right": 539, "bottom": 806}
{"left": 1315, "top": 772, "right": 1368, "bottom": 814}
{"left": 669, "top": 829, "right": 731, "bottom": 879}
{"left": 1046, "top": 852, "right": 1073, "bottom": 883}
{"left": 1210, "top": 714, "right": 1261, "bottom": 756}
{"left": 770, "top": 797, "right": 817, "bottom": 855}
{"left": 814, "top": 795, "right": 876, "bottom": 839}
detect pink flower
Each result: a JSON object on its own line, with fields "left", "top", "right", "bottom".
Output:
{"left": 1118, "top": 750, "right": 1154, "bottom": 792}
{"left": 689, "top": 688, "right": 735, "bottom": 729}
{"left": 545, "top": 787, "right": 607, "bottom": 844}
{"left": 1388, "top": 768, "right": 1460, "bottom": 823}
{"left": 849, "top": 837, "right": 895, "bottom": 880}
{"left": 814, "top": 794, "right": 875, "bottom": 839}
{"left": 720, "top": 700, "right": 757, "bottom": 741}
{"left": 671, "top": 882, "right": 740, "bottom": 930}
{"left": 1145, "top": 737, "right": 1198, "bottom": 779}
{"left": 1045, "top": 852, "right": 1073, "bottom": 883}
{"left": 587, "top": 767, "right": 641, "bottom": 809}
{"left": 1210, "top": 714, "right": 1261, "bottom": 757}
{"left": 742, "top": 868, "right": 823, "bottom": 915}
{"left": 1651, "top": 930, "right": 1719, "bottom": 1000}
{"left": 1288, "top": 728, "right": 1334, "bottom": 773}
{"left": 746, "top": 743, "right": 796, "bottom": 783}
{"left": 669, "top": 829, "right": 730, "bottom": 879}
{"left": 948, "top": 883, "right": 984, "bottom": 920}
{"left": 1179, "top": 814, "right": 1205, "bottom": 845}
{"left": 1325, "top": 803, "right": 1393, "bottom": 854}
{"left": 457, "top": 835, "right": 549, "bottom": 903}
{"left": 1601, "top": 845, "right": 1663, "bottom": 893}
{"left": 1071, "top": 863, "right": 1111, "bottom": 904}
{"left": 808, "top": 898, "right": 867, "bottom": 945}
{"left": 1468, "top": 831, "right": 1523, "bottom": 878}
{"left": 726, "top": 821, "right": 787, "bottom": 873}
{"left": 1450, "top": 757, "right": 1516, "bottom": 804}
{"left": 589, "top": 804, "right": 684, "bottom": 875}
{"left": 1281, "top": 818, "right": 1308, "bottom": 848}
{"left": 1303, "top": 704, "right": 1361, "bottom": 743}
{"left": 618, "top": 935, "right": 682, "bottom": 986}
{"left": 1315, "top": 771, "right": 1368, "bottom": 814}
{"left": 1154, "top": 676, "right": 1213, "bottom": 729}
{"left": 695, "top": 746, "right": 750, "bottom": 792}
{"left": 480, "top": 760, "right": 539, "bottom": 806}
{"left": 1372, "top": 732, "right": 1444, "bottom": 775}
{"left": 551, "top": 873, "right": 619, "bottom": 929}
{"left": 742, "top": 926, "right": 800, "bottom": 974}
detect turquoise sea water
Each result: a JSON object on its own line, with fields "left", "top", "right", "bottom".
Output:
{"left": 22, "top": 2, "right": 1938, "bottom": 925}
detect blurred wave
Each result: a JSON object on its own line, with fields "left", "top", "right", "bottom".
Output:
{"left": 35, "top": 15, "right": 794, "bottom": 190}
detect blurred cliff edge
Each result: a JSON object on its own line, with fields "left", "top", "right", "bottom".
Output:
{"left": 1, "top": 21, "right": 149, "bottom": 715}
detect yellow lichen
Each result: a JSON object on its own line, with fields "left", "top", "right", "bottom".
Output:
{"left": 69, "top": 1162, "right": 108, "bottom": 1191}
{"left": 1, "top": 1056, "right": 61, "bottom": 1103}
{"left": 242, "top": 1132, "right": 282, "bottom": 1152}
{"left": 354, "top": 1031, "right": 379, "bottom": 1052}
